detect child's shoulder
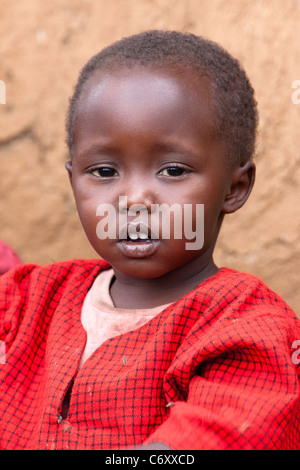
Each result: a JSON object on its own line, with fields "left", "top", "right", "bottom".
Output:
{"left": 202, "top": 267, "right": 297, "bottom": 322}
{"left": 9, "top": 257, "right": 107, "bottom": 274}
{"left": 215, "top": 266, "right": 275, "bottom": 290}
{"left": 210, "top": 267, "right": 285, "bottom": 296}
{"left": 0, "top": 258, "right": 109, "bottom": 294}
{"left": 0, "top": 259, "right": 110, "bottom": 329}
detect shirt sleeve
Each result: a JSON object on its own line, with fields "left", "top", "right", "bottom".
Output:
{"left": 142, "top": 309, "right": 300, "bottom": 450}
{"left": 0, "top": 264, "right": 37, "bottom": 345}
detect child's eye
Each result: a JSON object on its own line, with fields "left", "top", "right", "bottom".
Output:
{"left": 90, "top": 167, "right": 118, "bottom": 178}
{"left": 159, "top": 166, "right": 189, "bottom": 177}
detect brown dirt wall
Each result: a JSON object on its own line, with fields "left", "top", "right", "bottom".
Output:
{"left": 0, "top": 0, "right": 299, "bottom": 314}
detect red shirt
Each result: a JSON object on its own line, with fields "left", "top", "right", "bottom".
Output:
{"left": 0, "top": 259, "right": 299, "bottom": 450}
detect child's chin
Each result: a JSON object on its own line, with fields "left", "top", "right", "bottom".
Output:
{"left": 111, "top": 261, "right": 172, "bottom": 281}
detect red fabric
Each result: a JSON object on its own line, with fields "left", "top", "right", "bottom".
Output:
{"left": 0, "top": 240, "right": 22, "bottom": 275}
{"left": 0, "top": 259, "right": 299, "bottom": 450}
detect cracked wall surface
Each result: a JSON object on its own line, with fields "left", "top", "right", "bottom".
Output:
{"left": 0, "top": 0, "right": 299, "bottom": 314}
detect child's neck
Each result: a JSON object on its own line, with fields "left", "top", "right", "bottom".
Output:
{"left": 109, "top": 259, "right": 218, "bottom": 309}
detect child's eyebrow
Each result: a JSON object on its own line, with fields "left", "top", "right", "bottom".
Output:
{"left": 76, "top": 142, "right": 120, "bottom": 159}
{"left": 75, "top": 141, "right": 202, "bottom": 162}
{"left": 153, "top": 142, "right": 202, "bottom": 162}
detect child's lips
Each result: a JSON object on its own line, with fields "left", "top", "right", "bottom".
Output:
{"left": 117, "top": 239, "right": 160, "bottom": 258}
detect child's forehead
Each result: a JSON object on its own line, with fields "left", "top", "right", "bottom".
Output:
{"left": 72, "top": 63, "right": 226, "bottom": 169}
{"left": 75, "top": 64, "right": 216, "bottom": 139}
{"left": 80, "top": 62, "right": 212, "bottom": 107}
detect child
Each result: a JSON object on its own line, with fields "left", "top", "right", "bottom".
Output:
{"left": 0, "top": 30, "right": 299, "bottom": 450}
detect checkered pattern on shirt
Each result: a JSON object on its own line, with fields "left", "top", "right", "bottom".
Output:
{"left": 0, "top": 259, "right": 299, "bottom": 450}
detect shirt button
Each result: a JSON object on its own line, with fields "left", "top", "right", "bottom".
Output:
{"left": 57, "top": 415, "right": 63, "bottom": 424}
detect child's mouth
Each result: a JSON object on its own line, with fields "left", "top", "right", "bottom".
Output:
{"left": 117, "top": 226, "right": 159, "bottom": 258}
{"left": 118, "top": 238, "right": 159, "bottom": 258}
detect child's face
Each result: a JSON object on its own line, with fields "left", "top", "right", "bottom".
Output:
{"left": 68, "top": 65, "right": 242, "bottom": 280}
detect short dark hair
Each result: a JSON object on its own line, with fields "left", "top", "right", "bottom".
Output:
{"left": 66, "top": 30, "right": 258, "bottom": 165}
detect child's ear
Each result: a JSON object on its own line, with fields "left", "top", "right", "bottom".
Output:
{"left": 65, "top": 160, "right": 73, "bottom": 185}
{"left": 222, "top": 161, "right": 255, "bottom": 214}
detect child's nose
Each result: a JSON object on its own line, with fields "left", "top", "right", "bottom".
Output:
{"left": 119, "top": 179, "right": 155, "bottom": 213}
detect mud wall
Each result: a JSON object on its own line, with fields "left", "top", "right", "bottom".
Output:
{"left": 0, "top": 0, "right": 299, "bottom": 313}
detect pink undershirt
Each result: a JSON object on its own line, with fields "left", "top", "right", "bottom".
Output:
{"left": 79, "top": 268, "right": 170, "bottom": 369}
